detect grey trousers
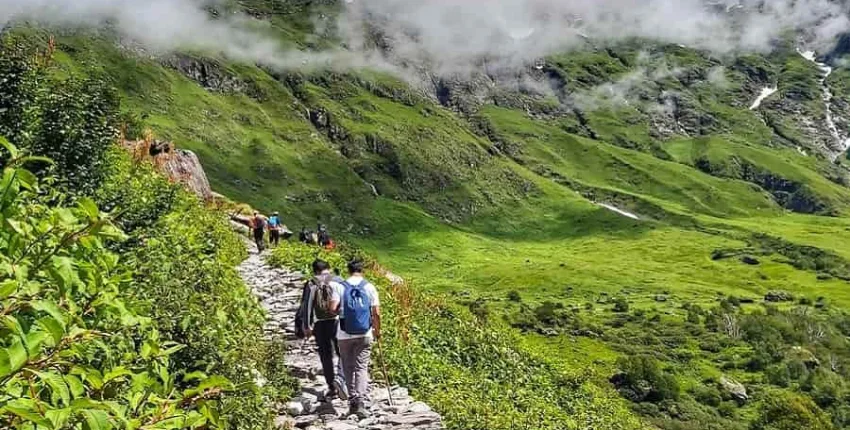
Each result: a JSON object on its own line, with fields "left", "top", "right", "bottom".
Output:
{"left": 338, "top": 336, "right": 372, "bottom": 406}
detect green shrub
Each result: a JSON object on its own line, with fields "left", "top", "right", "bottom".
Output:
{"left": 507, "top": 290, "right": 522, "bottom": 302}
{"left": 0, "top": 140, "right": 233, "bottom": 428}
{"left": 613, "top": 297, "right": 631, "bottom": 313}
{"left": 0, "top": 40, "right": 117, "bottom": 196}
{"left": 614, "top": 355, "right": 680, "bottom": 403}
{"left": 752, "top": 390, "right": 834, "bottom": 430}
{"left": 102, "top": 148, "right": 296, "bottom": 427}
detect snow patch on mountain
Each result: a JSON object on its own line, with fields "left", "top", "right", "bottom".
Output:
{"left": 597, "top": 203, "right": 640, "bottom": 220}
{"left": 749, "top": 86, "right": 778, "bottom": 110}
{"left": 797, "top": 49, "right": 850, "bottom": 160}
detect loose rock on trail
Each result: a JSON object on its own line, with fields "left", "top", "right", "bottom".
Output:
{"left": 237, "top": 249, "right": 444, "bottom": 430}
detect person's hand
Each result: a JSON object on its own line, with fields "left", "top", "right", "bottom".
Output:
{"left": 373, "top": 328, "right": 381, "bottom": 341}
{"left": 305, "top": 328, "right": 313, "bottom": 338}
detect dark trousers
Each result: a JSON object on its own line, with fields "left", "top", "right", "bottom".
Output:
{"left": 269, "top": 229, "right": 281, "bottom": 246}
{"left": 314, "top": 319, "right": 340, "bottom": 389}
{"left": 253, "top": 229, "right": 264, "bottom": 252}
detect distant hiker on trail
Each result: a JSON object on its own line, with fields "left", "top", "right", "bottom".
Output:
{"left": 338, "top": 259, "right": 381, "bottom": 418}
{"left": 252, "top": 211, "right": 267, "bottom": 253}
{"left": 299, "top": 227, "right": 319, "bottom": 246}
{"left": 268, "top": 211, "right": 282, "bottom": 247}
{"left": 317, "top": 223, "right": 335, "bottom": 250}
{"left": 294, "top": 259, "right": 348, "bottom": 401}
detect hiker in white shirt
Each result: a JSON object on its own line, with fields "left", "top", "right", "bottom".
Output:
{"left": 337, "top": 259, "right": 381, "bottom": 419}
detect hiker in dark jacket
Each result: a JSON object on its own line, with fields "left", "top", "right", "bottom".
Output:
{"left": 295, "top": 259, "right": 347, "bottom": 400}
{"left": 252, "top": 211, "right": 267, "bottom": 253}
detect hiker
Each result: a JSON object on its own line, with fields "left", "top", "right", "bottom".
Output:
{"left": 300, "top": 227, "right": 319, "bottom": 246}
{"left": 295, "top": 259, "right": 348, "bottom": 400}
{"left": 252, "top": 211, "right": 266, "bottom": 252}
{"left": 338, "top": 259, "right": 381, "bottom": 418}
{"left": 318, "top": 224, "right": 335, "bottom": 249}
{"left": 268, "top": 211, "right": 282, "bottom": 247}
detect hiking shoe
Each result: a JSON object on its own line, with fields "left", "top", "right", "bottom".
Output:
{"left": 355, "top": 408, "right": 371, "bottom": 420}
{"left": 323, "top": 389, "right": 338, "bottom": 401}
{"left": 348, "top": 403, "right": 370, "bottom": 420}
{"left": 334, "top": 378, "right": 348, "bottom": 401}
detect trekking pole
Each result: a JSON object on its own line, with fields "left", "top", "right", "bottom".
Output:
{"left": 376, "top": 338, "right": 394, "bottom": 406}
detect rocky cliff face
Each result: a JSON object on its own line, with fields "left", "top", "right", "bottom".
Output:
{"left": 121, "top": 139, "right": 214, "bottom": 201}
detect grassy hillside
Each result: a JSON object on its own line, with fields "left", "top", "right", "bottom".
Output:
{"left": 7, "top": 1, "right": 850, "bottom": 427}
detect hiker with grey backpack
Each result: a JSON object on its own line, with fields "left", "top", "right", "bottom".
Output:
{"left": 337, "top": 259, "right": 382, "bottom": 419}
{"left": 295, "top": 259, "right": 348, "bottom": 401}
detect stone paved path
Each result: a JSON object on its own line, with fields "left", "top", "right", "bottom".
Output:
{"left": 237, "top": 250, "right": 444, "bottom": 430}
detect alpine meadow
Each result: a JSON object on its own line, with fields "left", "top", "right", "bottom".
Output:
{"left": 3, "top": 0, "right": 850, "bottom": 429}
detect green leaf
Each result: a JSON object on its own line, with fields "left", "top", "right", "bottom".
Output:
{"left": 0, "top": 136, "right": 19, "bottom": 159}
{"left": 36, "top": 316, "right": 65, "bottom": 346}
{"left": 46, "top": 407, "right": 72, "bottom": 429}
{"left": 65, "top": 374, "right": 85, "bottom": 398}
{"left": 103, "top": 367, "right": 132, "bottom": 384}
{"left": 78, "top": 198, "right": 100, "bottom": 221}
{"left": 24, "top": 330, "right": 49, "bottom": 358}
{"left": 2, "top": 398, "right": 52, "bottom": 427}
{"left": 2, "top": 314, "right": 25, "bottom": 337}
{"left": 0, "top": 279, "right": 18, "bottom": 298}
{"left": 15, "top": 168, "right": 37, "bottom": 191}
{"left": 35, "top": 371, "right": 71, "bottom": 406}
{"left": 183, "top": 371, "right": 208, "bottom": 382}
{"left": 80, "top": 409, "right": 113, "bottom": 430}
{"left": 161, "top": 344, "right": 185, "bottom": 357}
{"left": 32, "top": 300, "right": 66, "bottom": 330}
{"left": 48, "top": 256, "right": 79, "bottom": 292}
{"left": 0, "top": 338, "right": 28, "bottom": 378}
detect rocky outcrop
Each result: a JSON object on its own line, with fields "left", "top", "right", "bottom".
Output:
{"left": 121, "top": 139, "right": 213, "bottom": 201}
{"left": 720, "top": 376, "right": 748, "bottom": 404}
{"left": 162, "top": 54, "right": 265, "bottom": 100}
{"left": 236, "top": 250, "right": 444, "bottom": 430}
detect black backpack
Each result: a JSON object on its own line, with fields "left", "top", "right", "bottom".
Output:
{"left": 294, "top": 281, "right": 312, "bottom": 339}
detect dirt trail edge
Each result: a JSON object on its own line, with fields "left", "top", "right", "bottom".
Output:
{"left": 237, "top": 250, "right": 445, "bottom": 430}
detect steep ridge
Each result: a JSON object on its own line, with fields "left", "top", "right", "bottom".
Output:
{"left": 237, "top": 249, "right": 444, "bottom": 430}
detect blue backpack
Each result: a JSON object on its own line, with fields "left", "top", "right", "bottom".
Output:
{"left": 341, "top": 280, "right": 372, "bottom": 335}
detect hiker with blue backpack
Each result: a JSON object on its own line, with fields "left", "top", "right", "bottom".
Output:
{"left": 338, "top": 259, "right": 382, "bottom": 419}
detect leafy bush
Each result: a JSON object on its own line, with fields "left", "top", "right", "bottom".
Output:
{"left": 506, "top": 290, "right": 522, "bottom": 302}
{"left": 613, "top": 297, "right": 631, "bottom": 313}
{"left": 613, "top": 355, "right": 680, "bottom": 403}
{"left": 752, "top": 390, "right": 835, "bottom": 430}
{"left": 0, "top": 140, "right": 233, "bottom": 428}
{"left": 99, "top": 147, "right": 296, "bottom": 427}
{"left": 0, "top": 39, "right": 117, "bottom": 196}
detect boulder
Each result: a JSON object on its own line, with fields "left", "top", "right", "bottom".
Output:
{"left": 741, "top": 255, "right": 760, "bottom": 265}
{"left": 285, "top": 401, "right": 305, "bottom": 416}
{"left": 121, "top": 139, "right": 213, "bottom": 201}
{"left": 790, "top": 346, "right": 821, "bottom": 369}
{"left": 720, "top": 376, "right": 748, "bottom": 404}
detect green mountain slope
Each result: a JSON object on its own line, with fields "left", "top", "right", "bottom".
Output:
{"left": 8, "top": 1, "right": 850, "bottom": 427}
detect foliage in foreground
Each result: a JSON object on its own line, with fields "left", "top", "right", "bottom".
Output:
{"left": 0, "top": 140, "right": 234, "bottom": 428}
{"left": 269, "top": 241, "right": 646, "bottom": 430}
{"left": 0, "top": 35, "right": 297, "bottom": 427}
